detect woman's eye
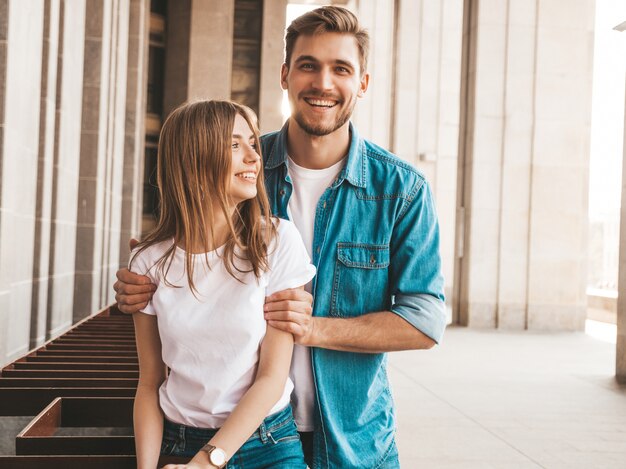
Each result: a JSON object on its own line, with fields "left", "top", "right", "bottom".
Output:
{"left": 232, "top": 142, "right": 239, "bottom": 149}
{"left": 250, "top": 142, "right": 258, "bottom": 150}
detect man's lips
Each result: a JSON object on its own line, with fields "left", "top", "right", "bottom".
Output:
{"left": 304, "top": 97, "right": 338, "bottom": 108}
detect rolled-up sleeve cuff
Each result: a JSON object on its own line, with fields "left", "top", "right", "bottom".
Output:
{"left": 391, "top": 293, "right": 447, "bottom": 344}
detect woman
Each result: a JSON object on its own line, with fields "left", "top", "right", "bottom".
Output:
{"left": 130, "top": 100, "right": 315, "bottom": 469}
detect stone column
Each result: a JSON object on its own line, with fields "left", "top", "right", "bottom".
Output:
{"left": 454, "top": 0, "right": 594, "bottom": 330}
{"left": 163, "top": 0, "right": 235, "bottom": 117}
{"left": 258, "top": 0, "right": 287, "bottom": 134}
{"left": 351, "top": 0, "right": 395, "bottom": 149}
{"left": 0, "top": 0, "right": 45, "bottom": 364}
{"left": 30, "top": 0, "right": 61, "bottom": 349}
{"left": 617, "top": 71, "right": 626, "bottom": 382}
{"left": 47, "top": 0, "right": 86, "bottom": 335}
{"left": 390, "top": 0, "right": 463, "bottom": 301}
{"left": 119, "top": 0, "right": 150, "bottom": 267}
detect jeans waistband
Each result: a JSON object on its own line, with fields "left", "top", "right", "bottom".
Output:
{"left": 163, "top": 404, "right": 294, "bottom": 443}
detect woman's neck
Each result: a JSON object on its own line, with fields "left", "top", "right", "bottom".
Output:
{"left": 178, "top": 206, "right": 232, "bottom": 253}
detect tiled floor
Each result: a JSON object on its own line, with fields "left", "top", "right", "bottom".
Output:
{"left": 390, "top": 326, "right": 626, "bottom": 468}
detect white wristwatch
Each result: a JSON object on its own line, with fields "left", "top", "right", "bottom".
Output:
{"left": 200, "top": 443, "right": 227, "bottom": 468}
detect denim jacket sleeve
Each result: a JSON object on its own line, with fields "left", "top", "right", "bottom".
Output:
{"left": 389, "top": 177, "right": 447, "bottom": 343}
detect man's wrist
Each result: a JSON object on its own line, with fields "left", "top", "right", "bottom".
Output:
{"left": 306, "top": 316, "right": 325, "bottom": 347}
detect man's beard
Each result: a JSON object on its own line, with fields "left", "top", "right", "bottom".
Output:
{"left": 292, "top": 94, "right": 356, "bottom": 137}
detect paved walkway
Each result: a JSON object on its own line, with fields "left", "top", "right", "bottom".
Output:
{"left": 390, "top": 326, "right": 626, "bottom": 468}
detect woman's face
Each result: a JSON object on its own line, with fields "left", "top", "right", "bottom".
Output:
{"left": 229, "top": 113, "right": 261, "bottom": 205}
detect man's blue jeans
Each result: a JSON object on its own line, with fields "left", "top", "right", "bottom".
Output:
{"left": 160, "top": 405, "right": 306, "bottom": 468}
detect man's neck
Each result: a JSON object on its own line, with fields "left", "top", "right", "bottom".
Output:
{"left": 286, "top": 119, "right": 351, "bottom": 170}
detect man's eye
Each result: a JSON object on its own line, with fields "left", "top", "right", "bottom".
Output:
{"left": 336, "top": 66, "right": 349, "bottom": 74}
{"left": 301, "top": 63, "right": 314, "bottom": 70}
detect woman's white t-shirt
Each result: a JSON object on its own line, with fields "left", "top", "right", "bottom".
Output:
{"left": 130, "top": 219, "right": 316, "bottom": 429}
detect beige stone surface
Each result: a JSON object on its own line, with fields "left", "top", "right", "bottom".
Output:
{"left": 392, "top": 327, "right": 626, "bottom": 468}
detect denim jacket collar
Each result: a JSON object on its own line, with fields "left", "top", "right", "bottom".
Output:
{"left": 264, "top": 120, "right": 367, "bottom": 188}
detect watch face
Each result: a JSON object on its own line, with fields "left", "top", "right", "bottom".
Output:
{"left": 210, "top": 448, "right": 227, "bottom": 466}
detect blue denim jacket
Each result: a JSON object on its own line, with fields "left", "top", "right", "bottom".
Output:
{"left": 261, "top": 122, "right": 446, "bottom": 469}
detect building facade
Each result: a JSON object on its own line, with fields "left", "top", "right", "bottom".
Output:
{"left": 1, "top": 0, "right": 609, "bottom": 374}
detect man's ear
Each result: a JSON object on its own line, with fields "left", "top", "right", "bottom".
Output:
{"left": 357, "top": 72, "right": 370, "bottom": 98}
{"left": 280, "top": 63, "right": 289, "bottom": 90}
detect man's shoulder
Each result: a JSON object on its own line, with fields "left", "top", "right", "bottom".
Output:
{"left": 260, "top": 131, "right": 280, "bottom": 150}
{"left": 360, "top": 138, "right": 427, "bottom": 196}
{"left": 260, "top": 131, "right": 281, "bottom": 165}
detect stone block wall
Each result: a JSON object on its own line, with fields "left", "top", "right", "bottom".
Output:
{"left": 0, "top": 0, "right": 148, "bottom": 367}
{"left": 352, "top": 0, "right": 464, "bottom": 302}
{"left": 454, "top": 0, "right": 594, "bottom": 330}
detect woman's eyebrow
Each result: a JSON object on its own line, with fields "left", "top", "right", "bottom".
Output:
{"left": 232, "top": 134, "right": 255, "bottom": 140}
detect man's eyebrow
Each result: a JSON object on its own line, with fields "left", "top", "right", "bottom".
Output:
{"left": 294, "top": 55, "right": 356, "bottom": 69}
{"left": 294, "top": 55, "right": 319, "bottom": 63}
{"left": 334, "top": 59, "right": 355, "bottom": 69}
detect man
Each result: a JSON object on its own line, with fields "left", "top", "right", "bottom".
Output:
{"left": 115, "top": 6, "right": 446, "bottom": 468}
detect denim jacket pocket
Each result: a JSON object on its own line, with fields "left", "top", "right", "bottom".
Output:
{"left": 331, "top": 243, "right": 390, "bottom": 317}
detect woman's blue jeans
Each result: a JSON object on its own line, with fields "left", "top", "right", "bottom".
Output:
{"left": 160, "top": 405, "right": 306, "bottom": 469}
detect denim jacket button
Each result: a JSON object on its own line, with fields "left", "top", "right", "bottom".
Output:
{"left": 279, "top": 189, "right": 286, "bottom": 196}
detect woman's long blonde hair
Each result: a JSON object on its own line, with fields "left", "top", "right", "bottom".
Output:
{"left": 131, "top": 100, "right": 276, "bottom": 294}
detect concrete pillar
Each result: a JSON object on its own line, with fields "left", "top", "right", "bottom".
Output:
{"left": 389, "top": 0, "right": 463, "bottom": 301}
{"left": 454, "top": 0, "right": 594, "bottom": 330}
{"left": 30, "top": 0, "right": 61, "bottom": 349}
{"left": 163, "top": 0, "right": 235, "bottom": 116}
{"left": 0, "top": 0, "right": 45, "bottom": 362}
{"left": 617, "top": 70, "right": 626, "bottom": 383}
{"left": 119, "top": 0, "right": 149, "bottom": 267}
{"left": 47, "top": 0, "right": 86, "bottom": 336}
{"left": 259, "top": 0, "right": 287, "bottom": 134}
{"left": 351, "top": 0, "right": 395, "bottom": 149}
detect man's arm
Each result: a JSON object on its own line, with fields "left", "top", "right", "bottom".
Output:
{"left": 265, "top": 177, "right": 447, "bottom": 352}
{"left": 264, "top": 291, "right": 443, "bottom": 353}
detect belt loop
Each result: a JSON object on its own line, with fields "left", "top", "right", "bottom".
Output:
{"left": 178, "top": 424, "right": 186, "bottom": 451}
{"left": 259, "top": 418, "right": 269, "bottom": 444}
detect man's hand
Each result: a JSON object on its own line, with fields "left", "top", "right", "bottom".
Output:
{"left": 264, "top": 288, "right": 314, "bottom": 345}
{"left": 114, "top": 268, "right": 156, "bottom": 314}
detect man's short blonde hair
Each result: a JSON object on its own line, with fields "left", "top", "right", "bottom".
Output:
{"left": 284, "top": 6, "right": 369, "bottom": 76}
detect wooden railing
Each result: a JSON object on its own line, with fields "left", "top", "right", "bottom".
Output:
{"left": 0, "top": 305, "right": 187, "bottom": 468}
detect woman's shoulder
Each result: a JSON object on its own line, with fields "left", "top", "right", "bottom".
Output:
{"left": 268, "top": 217, "right": 300, "bottom": 243}
{"left": 130, "top": 239, "right": 175, "bottom": 273}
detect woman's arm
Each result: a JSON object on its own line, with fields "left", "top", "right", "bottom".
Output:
{"left": 184, "top": 313, "right": 297, "bottom": 467}
{"left": 133, "top": 312, "right": 167, "bottom": 469}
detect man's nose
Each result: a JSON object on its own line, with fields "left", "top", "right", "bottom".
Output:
{"left": 312, "top": 68, "right": 333, "bottom": 91}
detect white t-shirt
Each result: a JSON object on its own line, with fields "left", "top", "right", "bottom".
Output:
{"left": 287, "top": 156, "right": 345, "bottom": 431}
{"left": 130, "top": 219, "right": 316, "bottom": 429}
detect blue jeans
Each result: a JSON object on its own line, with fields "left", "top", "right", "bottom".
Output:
{"left": 160, "top": 405, "right": 306, "bottom": 469}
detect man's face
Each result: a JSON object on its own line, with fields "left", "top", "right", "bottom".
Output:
{"left": 281, "top": 32, "right": 369, "bottom": 137}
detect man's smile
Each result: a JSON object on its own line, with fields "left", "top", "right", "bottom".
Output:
{"left": 304, "top": 98, "right": 338, "bottom": 108}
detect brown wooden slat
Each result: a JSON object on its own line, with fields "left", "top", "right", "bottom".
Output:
{"left": 0, "top": 388, "right": 135, "bottom": 416}
{"left": 2, "top": 369, "right": 139, "bottom": 378}
{"left": 25, "top": 355, "right": 138, "bottom": 363}
{"left": 0, "top": 378, "right": 138, "bottom": 387}
{"left": 16, "top": 398, "right": 135, "bottom": 455}
{"left": 45, "top": 344, "right": 136, "bottom": 351}
{"left": 16, "top": 436, "right": 135, "bottom": 455}
{"left": 13, "top": 362, "right": 138, "bottom": 371}
{"left": 36, "top": 350, "right": 136, "bottom": 357}
{"left": 0, "top": 455, "right": 189, "bottom": 468}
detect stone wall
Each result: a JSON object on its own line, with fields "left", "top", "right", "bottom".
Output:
{"left": 0, "top": 0, "right": 148, "bottom": 367}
